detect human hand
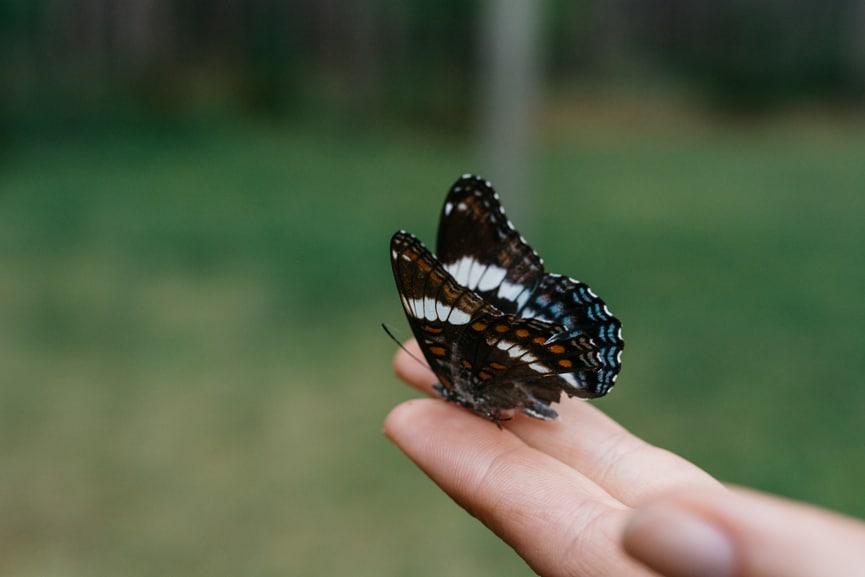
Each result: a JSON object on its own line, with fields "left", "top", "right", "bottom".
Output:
{"left": 384, "top": 340, "right": 865, "bottom": 577}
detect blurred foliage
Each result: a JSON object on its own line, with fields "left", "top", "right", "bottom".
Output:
{"left": 3, "top": 0, "right": 865, "bottom": 139}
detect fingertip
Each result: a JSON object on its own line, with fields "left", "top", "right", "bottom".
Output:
{"left": 383, "top": 397, "right": 509, "bottom": 469}
{"left": 383, "top": 398, "right": 434, "bottom": 443}
{"left": 623, "top": 501, "right": 737, "bottom": 577}
{"left": 385, "top": 393, "right": 490, "bottom": 430}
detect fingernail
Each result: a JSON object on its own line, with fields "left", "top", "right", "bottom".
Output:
{"left": 623, "top": 504, "right": 737, "bottom": 577}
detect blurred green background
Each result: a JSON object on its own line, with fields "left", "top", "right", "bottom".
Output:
{"left": 2, "top": 2, "right": 864, "bottom": 576}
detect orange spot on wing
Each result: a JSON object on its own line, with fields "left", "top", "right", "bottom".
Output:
{"left": 471, "top": 322, "right": 487, "bottom": 332}
{"left": 478, "top": 371, "right": 493, "bottom": 381}
{"left": 489, "top": 362, "right": 507, "bottom": 371}
{"left": 428, "top": 346, "right": 447, "bottom": 357}
{"left": 548, "top": 344, "right": 566, "bottom": 354}
{"left": 421, "top": 325, "right": 443, "bottom": 334}
{"left": 558, "top": 359, "right": 573, "bottom": 368}
{"left": 515, "top": 328, "right": 530, "bottom": 338}
{"left": 494, "top": 324, "right": 509, "bottom": 333}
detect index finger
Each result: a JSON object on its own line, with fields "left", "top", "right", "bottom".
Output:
{"left": 383, "top": 398, "right": 657, "bottom": 577}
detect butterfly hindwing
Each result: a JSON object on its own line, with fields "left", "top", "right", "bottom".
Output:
{"left": 459, "top": 314, "right": 604, "bottom": 420}
{"left": 525, "top": 275, "right": 624, "bottom": 395}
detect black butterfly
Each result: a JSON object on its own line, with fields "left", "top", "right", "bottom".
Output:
{"left": 390, "top": 174, "right": 623, "bottom": 422}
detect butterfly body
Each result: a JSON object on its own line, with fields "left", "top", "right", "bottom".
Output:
{"left": 390, "top": 175, "right": 623, "bottom": 422}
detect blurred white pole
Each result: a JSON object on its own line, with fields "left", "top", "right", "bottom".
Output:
{"left": 477, "top": 0, "right": 543, "bottom": 222}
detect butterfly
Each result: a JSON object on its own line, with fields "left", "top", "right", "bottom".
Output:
{"left": 390, "top": 174, "right": 623, "bottom": 422}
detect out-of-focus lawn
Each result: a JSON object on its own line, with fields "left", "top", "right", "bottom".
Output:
{"left": 1, "top": 114, "right": 863, "bottom": 577}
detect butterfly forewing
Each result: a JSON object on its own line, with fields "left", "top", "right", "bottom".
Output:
{"left": 390, "top": 231, "right": 489, "bottom": 391}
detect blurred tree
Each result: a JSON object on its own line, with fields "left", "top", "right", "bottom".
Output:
{"left": 114, "top": 0, "right": 171, "bottom": 70}
{"left": 588, "top": 0, "right": 629, "bottom": 71}
{"left": 846, "top": 0, "right": 865, "bottom": 94}
{"left": 3, "top": 0, "right": 865, "bottom": 138}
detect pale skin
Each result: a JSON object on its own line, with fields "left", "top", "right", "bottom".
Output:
{"left": 384, "top": 340, "right": 865, "bottom": 577}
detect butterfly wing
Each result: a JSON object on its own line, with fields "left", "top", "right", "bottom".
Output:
{"left": 436, "top": 174, "right": 624, "bottom": 397}
{"left": 523, "top": 275, "right": 624, "bottom": 395}
{"left": 390, "top": 230, "right": 491, "bottom": 394}
{"left": 436, "top": 174, "right": 544, "bottom": 314}
{"left": 391, "top": 231, "right": 605, "bottom": 421}
{"left": 459, "top": 315, "right": 604, "bottom": 420}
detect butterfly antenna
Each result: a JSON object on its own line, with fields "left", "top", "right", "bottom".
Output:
{"left": 381, "top": 323, "right": 430, "bottom": 369}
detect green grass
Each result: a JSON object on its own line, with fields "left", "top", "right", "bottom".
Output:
{"left": 1, "top": 115, "right": 864, "bottom": 577}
